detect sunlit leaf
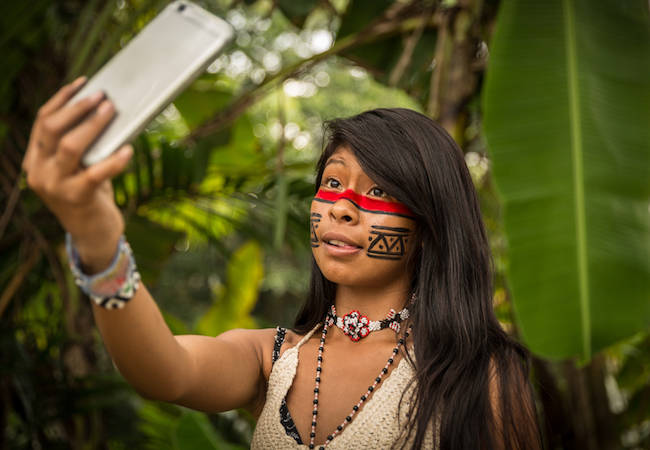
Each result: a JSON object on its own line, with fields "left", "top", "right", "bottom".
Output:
{"left": 209, "top": 115, "right": 262, "bottom": 171}
{"left": 196, "top": 241, "right": 264, "bottom": 336}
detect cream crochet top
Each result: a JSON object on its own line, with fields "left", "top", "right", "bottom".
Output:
{"left": 251, "top": 325, "right": 435, "bottom": 449}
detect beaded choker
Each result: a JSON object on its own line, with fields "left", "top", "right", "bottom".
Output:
{"left": 326, "top": 304, "right": 410, "bottom": 342}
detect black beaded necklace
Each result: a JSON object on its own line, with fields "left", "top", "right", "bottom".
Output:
{"left": 308, "top": 310, "right": 411, "bottom": 449}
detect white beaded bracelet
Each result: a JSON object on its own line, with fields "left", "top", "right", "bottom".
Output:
{"left": 65, "top": 233, "right": 141, "bottom": 309}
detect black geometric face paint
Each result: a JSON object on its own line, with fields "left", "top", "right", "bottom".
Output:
{"left": 366, "top": 225, "right": 411, "bottom": 260}
{"left": 310, "top": 212, "right": 322, "bottom": 247}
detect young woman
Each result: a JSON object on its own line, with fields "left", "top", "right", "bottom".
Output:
{"left": 23, "top": 78, "right": 541, "bottom": 449}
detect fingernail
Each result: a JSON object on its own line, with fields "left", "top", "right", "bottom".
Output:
{"left": 120, "top": 146, "right": 133, "bottom": 159}
{"left": 89, "top": 91, "right": 104, "bottom": 102}
{"left": 72, "top": 76, "right": 87, "bottom": 87}
{"left": 98, "top": 100, "right": 114, "bottom": 115}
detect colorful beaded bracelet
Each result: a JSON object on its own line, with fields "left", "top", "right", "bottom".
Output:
{"left": 65, "top": 233, "right": 140, "bottom": 309}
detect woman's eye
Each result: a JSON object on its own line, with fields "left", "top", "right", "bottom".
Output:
{"left": 370, "top": 187, "right": 387, "bottom": 198}
{"left": 325, "top": 178, "right": 341, "bottom": 189}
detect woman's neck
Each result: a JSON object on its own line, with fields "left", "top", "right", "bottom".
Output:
{"left": 333, "top": 282, "right": 411, "bottom": 320}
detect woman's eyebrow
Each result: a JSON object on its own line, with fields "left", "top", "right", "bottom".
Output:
{"left": 325, "top": 158, "right": 346, "bottom": 167}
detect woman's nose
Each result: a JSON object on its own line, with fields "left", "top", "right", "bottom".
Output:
{"left": 329, "top": 198, "right": 359, "bottom": 224}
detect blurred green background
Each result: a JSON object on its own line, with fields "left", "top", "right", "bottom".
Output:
{"left": 1, "top": 0, "right": 648, "bottom": 448}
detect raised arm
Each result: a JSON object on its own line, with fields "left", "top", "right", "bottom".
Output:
{"left": 23, "top": 78, "right": 268, "bottom": 413}
{"left": 92, "top": 286, "right": 270, "bottom": 412}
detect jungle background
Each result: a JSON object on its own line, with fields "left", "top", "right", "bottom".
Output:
{"left": 1, "top": 0, "right": 648, "bottom": 448}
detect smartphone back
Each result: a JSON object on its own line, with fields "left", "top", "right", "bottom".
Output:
{"left": 69, "top": 1, "right": 233, "bottom": 166}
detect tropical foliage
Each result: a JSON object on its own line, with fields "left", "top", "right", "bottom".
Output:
{"left": 0, "top": 0, "right": 648, "bottom": 448}
{"left": 484, "top": 0, "right": 650, "bottom": 362}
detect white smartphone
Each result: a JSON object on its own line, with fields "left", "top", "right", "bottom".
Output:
{"left": 68, "top": 1, "right": 233, "bottom": 166}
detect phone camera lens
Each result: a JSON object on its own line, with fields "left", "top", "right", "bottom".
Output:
{"left": 178, "top": 4, "right": 186, "bottom": 12}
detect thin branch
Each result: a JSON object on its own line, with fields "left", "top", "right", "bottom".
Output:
{"left": 0, "top": 148, "right": 23, "bottom": 240}
{"left": 273, "top": 91, "right": 287, "bottom": 249}
{"left": 389, "top": 4, "right": 436, "bottom": 86}
{"left": 427, "top": 9, "right": 449, "bottom": 118}
{"left": 184, "top": 11, "right": 430, "bottom": 144}
{"left": 0, "top": 171, "right": 71, "bottom": 316}
{"left": 0, "top": 174, "right": 21, "bottom": 240}
{"left": 0, "top": 242, "right": 40, "bottom": 318}
{"left": 0, "top": 147, "right": 19, "bottom": 180}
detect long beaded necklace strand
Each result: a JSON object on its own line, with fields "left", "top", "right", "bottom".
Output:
{"left": 308, "top": 310, "right": 412, "bottom": 449}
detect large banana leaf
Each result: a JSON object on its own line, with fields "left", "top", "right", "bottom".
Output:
{"left": 483, "top": 0, "right": 650, "bottom": 360}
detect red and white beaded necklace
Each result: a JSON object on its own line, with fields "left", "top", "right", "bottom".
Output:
{"left": 327, "top": 304, "right": 410, "bottom": 342}
{"left": 308, "top": 305, "right": 412, "bottom": 449}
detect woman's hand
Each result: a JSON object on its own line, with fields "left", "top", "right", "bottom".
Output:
{"left": 22, "top": 77, "right": 134, "bottom": 273}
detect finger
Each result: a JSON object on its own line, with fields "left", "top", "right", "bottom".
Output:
{"left": 37, "top": 90, "right": 106, "bottom": 156}
{"left": 23, "top": 121, "right": 40, "bottom": 173}
{"left": 29, "top": 76, "right": 89, "bottom": 161}
{"left": 38, "top": 76, "right": 87, "bottom": 118}
{"left": 71, "top": 145, "right": 133, "bottom": 192}
{"left": 54, "top": 99, "right": 116, "bottom": 175}
{"left": 23, "top": 76, "right": 88, "bottom": 183}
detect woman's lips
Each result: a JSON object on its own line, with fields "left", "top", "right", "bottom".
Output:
{"left": 321, "top": 232, "right": 362, "bottom": 256}
{"left": 324, "top": 241, "right": 362, "bottom": 255}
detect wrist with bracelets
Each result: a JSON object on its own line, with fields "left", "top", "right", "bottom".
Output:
{"left": 66, "top": 233, "right": 141, "bottom": 309}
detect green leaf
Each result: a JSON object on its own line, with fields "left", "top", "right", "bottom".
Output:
{"left": 337, "top": 0, "right": 393, "bottom": 39}
{"left": 335, "top": 1, "right": 436, "bottom": 103}
{"left": 615, "top": 332, "right": 650, "bottom": 394}
{"left": 208, "top": 115, "right": 264, "bottom": 172}
{"left": 162, "top": 311, "right": 190, "bottom": 335}
{"left": 137, "top": 402, "right": 178, "bottom": 450}
{"left": 276, "top": 0, "right": 319, "bottom": 27}
{"left": 172, "top": 411, "right": 220, "bottom": 450}
{"left": 336, "top": 0, "right": 398, "bottom": 72}
{"left": 483, "top": 0, "right": 650, "bottom": 360}
{"left": 125, "top": 215, "right": 183, "bottom": 285}
{"left": 174, "top": 79, "right": 233, "bottom": 130}
{"left": 196, "top": 241, "right": 264, "bottom": 336}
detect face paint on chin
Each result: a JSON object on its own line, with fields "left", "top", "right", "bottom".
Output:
{"left": 313, "top": 189, "right": 415, "bottom": 219}
{"left": 366, "top": 225, "right": 412, "bottom": 260}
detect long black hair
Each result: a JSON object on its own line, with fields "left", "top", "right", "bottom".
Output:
{"left": 294, "top": 108, "right": 541, "bottom": 449}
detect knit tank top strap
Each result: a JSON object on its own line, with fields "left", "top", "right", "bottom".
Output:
{"left": 252, "top": 324, "right": 320, "bottom": 449}
{"left": 296, "top": 323, "right": 320, "bottom": 347}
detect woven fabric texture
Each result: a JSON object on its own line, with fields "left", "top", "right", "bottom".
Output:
{"left": 251, "top": 325, "right": 435, "bottom": 449}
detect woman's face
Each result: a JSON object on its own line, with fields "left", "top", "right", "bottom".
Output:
{"left": 310, "top": 147, "right": 417, "bottom": 289}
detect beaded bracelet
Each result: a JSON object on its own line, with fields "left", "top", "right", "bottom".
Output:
{"left": 66, "top": 233, "right": 141, "bottom": 309}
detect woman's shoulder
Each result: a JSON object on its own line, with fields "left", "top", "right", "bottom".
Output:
{"left": 233, "top": 326, "right": 306, "bottom": 381}
{"left": 218, "top": 326, "right": 300, "bottom": 346}
{"left": 238, "top": 326, "right": 304, "bottom": 347}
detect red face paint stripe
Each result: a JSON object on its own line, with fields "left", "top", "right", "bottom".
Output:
{"left": 314, "top": 189, "right": 415, "bottom": 218}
